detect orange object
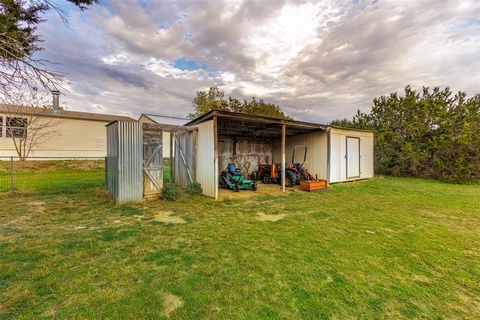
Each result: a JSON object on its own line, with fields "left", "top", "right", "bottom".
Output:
{"left": 300, "top": 180, "right": 327, "bottom": 192}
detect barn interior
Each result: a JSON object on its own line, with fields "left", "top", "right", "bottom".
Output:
{"left": 213, "top": 111, "right": 328, "bottom": 178}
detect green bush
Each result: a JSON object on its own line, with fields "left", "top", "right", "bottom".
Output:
{"left": 162, "top": 183, "right": 182, "bottom": 201}
{"left": 331, "top": 86, "right": 480, "bottom": 182}
{"left": 186, "top": 181, "right": 202, "bottom": 196}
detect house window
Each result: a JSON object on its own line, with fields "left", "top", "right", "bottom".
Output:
{"left": 6, "top": 117, "right": 27, "bottom": 138}
{"left": 0, "top": 116, "right": 3, "bottom": 137}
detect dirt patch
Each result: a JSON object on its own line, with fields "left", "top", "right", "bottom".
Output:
{"left": 255, "top": 212, "right": 287, "bottom": 222}
{"left": 218, "top": 182, "right": 297, "bottom": 200}
{"left": 64, "top": 225, "right": 100, "bottom": 231}
{"left": 456, "top": 290, "right": 480, "bottom": 314}
{"left": 153, "top": 211, "right": 186, "bottom": 224}
{"left": 411, "top": 274, "right": 431, "bottom": 283}
{"left": 29, "top": 201, "right": 46, "bottom": 213}
{"left": 3, "top": 214, "right": 32, "bottom": 227}
{"left": 162, "top": 292, "right": 184, "bottom": 317}
{"left": 0, "top": 233, "right": 17, "bottom": 242}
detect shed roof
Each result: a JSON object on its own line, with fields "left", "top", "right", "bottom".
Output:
{"left": 140, "top": 113, "right": 189, "bottom": 126}
{"left": 0, "top": 104, "right": 134, "bottom": 122}
{"left": 185, "top": 110, "right": 371, "bottom": 139}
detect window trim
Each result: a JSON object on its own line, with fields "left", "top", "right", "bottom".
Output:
{"left": 5, "top": 116, "right": 28, "bottom": 138}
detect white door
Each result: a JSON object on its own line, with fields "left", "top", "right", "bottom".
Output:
{"left": 346, "top": 137, "right": 360, "bottom": 179}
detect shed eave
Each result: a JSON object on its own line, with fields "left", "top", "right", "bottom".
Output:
{"left": 185, "top": 110, "right": 329, "bottom": 131}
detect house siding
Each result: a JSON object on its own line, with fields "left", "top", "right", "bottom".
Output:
{"left": 0, "top": 116, "right": 110, "bottom": 158}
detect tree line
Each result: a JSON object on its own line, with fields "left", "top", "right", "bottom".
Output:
{"left": 331, "top": 86, "right": 480, "bottom": 182}
{"left": 189, "top": 86, "right": 291, "bottom": 119}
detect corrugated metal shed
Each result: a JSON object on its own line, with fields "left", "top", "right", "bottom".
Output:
{"left": 106, "top": 121, "right": 143, "bottom": 203}
{"left": 195, "top": 120, "right": 217, "bottom": 198}
{"left": 173, "top": 129, "right": 197, "bottom": 188}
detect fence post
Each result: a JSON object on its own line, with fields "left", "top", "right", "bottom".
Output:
{"left": 104, "top": 156, "right": 108, "bottom": 189}
{"left": 10, "top": 156, "right": 14, "bottom": 193}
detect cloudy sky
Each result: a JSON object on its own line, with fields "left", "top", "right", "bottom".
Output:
{"left": 37, "top": 0, "right": 480, "bottom": 122}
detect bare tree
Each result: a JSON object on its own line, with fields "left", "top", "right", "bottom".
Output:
{"left": 0, "top": 0, "right": 98, "bottom": 95}
{"left": 0, "top": 33, "right": 64, "bottom": 95}
{"left": 1, "top": 89, "right": 59, "bottom": 160}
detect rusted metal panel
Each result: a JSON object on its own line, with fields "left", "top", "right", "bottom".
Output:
{"left": 106, "top": 121, "right": 143, "bottom": 203}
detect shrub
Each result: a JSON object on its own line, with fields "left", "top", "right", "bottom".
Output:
{"left": 330, "top": 86, "right": 480, "bottom": 182}
{"left": 162, "top": 183, "right": 181, "bottom": 201}
{"left": 186, "top": 181, "right": 202, "bottom": 196}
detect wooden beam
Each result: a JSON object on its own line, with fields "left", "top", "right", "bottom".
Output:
{"left": 143, "top": 122, "right": 195, "bottom": 132}
{"left": 281, "top": 124, "right": 286, "bottom": 192}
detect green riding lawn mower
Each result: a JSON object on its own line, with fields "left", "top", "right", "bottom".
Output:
{"left": 219, "top": 163, "right": 257, "bottom": 192}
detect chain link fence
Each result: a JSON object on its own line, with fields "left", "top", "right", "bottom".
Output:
{"left": 0, "top": 156, "right": 106, "bottom": 194}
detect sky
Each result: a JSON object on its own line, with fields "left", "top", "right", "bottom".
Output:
{"left": 37, "top": 0, "right": 480, "bottom": 123}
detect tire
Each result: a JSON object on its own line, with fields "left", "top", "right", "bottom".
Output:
{"left": 295, "top": 171, "right": 302, "bottom": 183}
{"left": 262, "top": 175, "right": 271, "bottom": 184}
{"left": 234, "top": 184, "right": 240, "bottom": 192}
{"left": 285, "top": 170, "right": 297, "bottom": 187}
{"left": 219, "top": 173, "right": 227, "bottom": 188}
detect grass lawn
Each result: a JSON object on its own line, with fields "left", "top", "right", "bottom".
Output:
{"left": 0, "top": 176, "right": 479, "bottom": 319}
{"left": 0, "top": 160, "right": 170, "bottom": 193}
{"left": 0, "top": 160, "right": 105, "bottom": 193}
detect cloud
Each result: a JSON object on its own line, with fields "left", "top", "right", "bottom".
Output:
{"left": 34, "top": 0, "right": 480, "bottom": 122}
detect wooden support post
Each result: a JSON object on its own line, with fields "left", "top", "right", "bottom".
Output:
{"left": 169, "top": 131, "right": 173, "bottom": 183}
{"left": 281, "top": 124, "right": 286, "bottom": 192}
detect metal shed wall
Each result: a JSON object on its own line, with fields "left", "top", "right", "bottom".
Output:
{"left": 106, "top": 121, "right": 143, "bottom": 203}
{"left": 195, "top": 120, "right": 217, "bottom": 198}
{"left": 329, "top": 127, "right": 374, "bottom": 182}
{"left": 173, "top": 129, "right": 197, "bottom": 188}
{"left": 273, "top": 130, "right": 329, "bottom": 180}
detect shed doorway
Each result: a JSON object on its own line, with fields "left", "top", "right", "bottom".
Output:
{"left": 143, "top": 124, "right": 163, "bottom": 200}
{"left": 346, "top": 136, "right": 360, "bottom": 179}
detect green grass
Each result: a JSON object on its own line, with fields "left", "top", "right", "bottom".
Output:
{"left": 163, "top": 162, "right": 171, "bottom": 183}
{"left": 1, "top": 176, "right": 479, "bottom": 319}
{"left": 0, "top": 160, "right": 171, "bottom": 193}
{"left": 0, "top": 160, "right": 104, "bottom": 193}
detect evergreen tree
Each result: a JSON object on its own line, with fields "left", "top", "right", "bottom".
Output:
{"left": 331, "top": 86, "right": 480, "bottom": 181}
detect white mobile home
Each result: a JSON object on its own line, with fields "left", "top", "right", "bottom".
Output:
{"left": 0, "top": 104, "right": 133, "bottom": 158}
